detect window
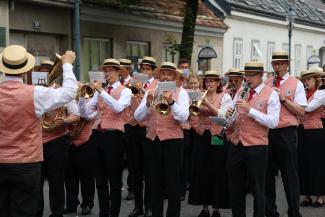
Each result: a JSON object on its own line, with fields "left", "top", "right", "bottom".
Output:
{"left": 233, "top": 38, "right": 243, "bottom": 68}
{"left": 251, "top": 40, "right": 260, "bottom": 62}
{"left": 82, "top": 37, "right": 112, "bottom": 81}
{"left": 282, "top": 43, "right": 289, "bottom": 52}
{"left": 306, "top": 45, "right": 313, "bottom": 61}
{"left": 126, "top": 41, "right": 149, "bottom": 58}
{"left": 162, "top": 44, "right": 180, "bottom": 64}
{"left": 295, "top": 44, "right": 302, "bottom": 74}
{"left": 266, "top": 42, "right": 275, "bottom": 71}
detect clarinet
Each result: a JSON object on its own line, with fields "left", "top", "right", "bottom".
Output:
{"left": 217, "top": 85, "right": 250, "bottom": 140}
{"left": 272, "top": 73, "right": 278, "bottom": 87}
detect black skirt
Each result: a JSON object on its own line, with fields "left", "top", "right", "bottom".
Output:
{"left": 298, "top": 127, "right": 325, "bottom": 196}
{"left": 188, "top": 130, "right": 230, "bottom": 208}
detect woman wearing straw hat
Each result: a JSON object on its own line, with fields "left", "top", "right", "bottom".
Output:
{"left": 188, "top": 70, "right": 233, "bottom": 217}
{"left": 134, "top": 62, "right": 189, "bottom": 217}
{"left": 298, "top": 68, "right": 325, "bottom": 208}
{"left": 227, "top": 62, "right": 280, "bottom": 217}
{"left": 264, "top": 51, "right": 307, "bottom": 217}
{"left": 0, "top": 45, "right": 77, "bottom": 217}
{"left": 79, "top": 58, "right": 132, "bottom": 217}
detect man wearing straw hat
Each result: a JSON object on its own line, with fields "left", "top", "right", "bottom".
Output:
{"left": 225, "top": 68, "right": 244, "bottom": 99}
{"left": 134, "top": 62, "right": 189, "bottom": 217}
{"left": 140, "top": 56, "right": 157, "bottom": 90}
{"left": 264, "top": 51, "right": 307, "bottom": 217}
{"left": 0, "top": 45, "right": 77, "bottom": 217}
{"left": 79, "top": 58, "right": 132, "bottom": 217}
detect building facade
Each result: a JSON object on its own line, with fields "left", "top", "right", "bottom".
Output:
{"left": 208, "top": 0, "right": 325, "bottom": 76}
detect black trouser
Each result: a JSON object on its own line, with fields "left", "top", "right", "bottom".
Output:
{"left": 125, "top": 124, "right": 135, "bottom": 193}
{"left": 227, "top": 143, "right": 268, "bottom": 217}
{"left": 265, "top": 126, "right": 300, "bottom": 217}
{"left": 64, "top": 136, "right": 96, "bottom": 209}
{"left": 0, "top": 162, "right": 41, "bottom": 217}
{"left": 93, "top": 130, "right": 124, "bottom": 217}
{"left": 36, "top": 134, "right": 69, "bottom": 217}
{"left": 144, "top": 137, "right": 182, "bottom": 217}
{"left": 180, "top": 129, "right": 190, "bottom": 197}
{"left": 125, "top": 124, "right": 150, "bottom": 210}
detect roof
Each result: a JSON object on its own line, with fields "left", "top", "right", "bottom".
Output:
{"left": 212, "top": 0, "right": 325, "bottom": 28}
{"left": 81, "top": 0, "right": 228, "bottom": 29}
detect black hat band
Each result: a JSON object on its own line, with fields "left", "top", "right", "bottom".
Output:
{"left": 2, "top": 58, "right": 28, "bottom": 69}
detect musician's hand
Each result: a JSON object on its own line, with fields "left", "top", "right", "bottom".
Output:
{"left": 273, "top": 87, "right": 286, "bottom": 101}
{"left": 92, "top": 81, "right": 103, "bottom": 93}
{"left": 162, "top": 91, "right": 173, "bottom": 104}
{"left": 54, "top": 117, "right": 65, "bottom": 127}
{"left": 146, "top": 91, "right": 154, "bottom": 107}
{"left": 236, "top": 99, "right": 251, "bottom": 112}
{"left": 226, "top": 108, "right": 234, "bottom": 118}
{"left": 61, "top": 50, "right": 76, "bottom": 64}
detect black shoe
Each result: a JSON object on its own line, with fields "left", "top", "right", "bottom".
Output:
{"left": 180, "top": 195, "right": 185, "bottom": 201}
{"left": 300, "top": 198, "right": 312, "bottom": 207}
{"left": 312, "top": 201, "right": 324, "bottom": 208}
{"left": 144, "top": 208, "right": 152, "bottom": 217}
{"left": 126, "top": 191, "right": 135, "bottom": 200}
{"left": 198, "top": 210, "right": 210, "bottom": 217}
{"left": 81, "top": 206, "right": 92, "bottom": 215}
{"left": 63, "top": 206, "right": 77, "bottom": 214}
{"left": 211, "top": 211, "right": 221, "bottom": 217}
{"left": 129, "top": 208, "right": 144, "bottom": 217}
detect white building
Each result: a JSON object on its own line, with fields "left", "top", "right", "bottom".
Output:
{"left": 207, "top": 0, "right": 325, "bottom": 76}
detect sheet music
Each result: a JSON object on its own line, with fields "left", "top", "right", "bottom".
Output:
{"left": 133, "top": 72, "right": 148, "bottom": 84}
{"left": 32, "top": 71, "right": 48, "bottom": 85}
{"left": 187, "top": 90, "right": 202, "bottom": 101}
{"left": 89, "top": 71, "right": 106, "bottom": 83}
{"left": 157, "top": 81, "right": 176, "bottom": 93}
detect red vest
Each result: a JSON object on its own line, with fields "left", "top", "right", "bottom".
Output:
{"left": 71, "top": 119, "right": 95, "bottom": 146}
{"left": 265, "top": 76, "right": 299, "bottom": 128}
{"left": 146, "top": 87, "right": 183, "bottom": 141}
{"left": 0, "top": 81, "right": 43, "bottom": 163}
{"left": 124, "top": 95, "right": 144, "bottom": 126}
{"left": 191, "top": 92, "right": 225, "bottom": 136}
{"left": 302, "top": 93, "right": 323, "bottom": 129}
{"left": 230, "top": 85, "right": 273, "bottom": 146}
{"left": 97, "top": 84, "right": 126, "bottom": 132}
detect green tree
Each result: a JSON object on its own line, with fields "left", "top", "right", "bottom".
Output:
{"left": 179, "top": 0, "right": 199, "bottom": 63}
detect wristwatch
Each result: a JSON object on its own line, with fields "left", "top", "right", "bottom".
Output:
{"left": 168, "top": 100, "right": 175, "bottom": 106}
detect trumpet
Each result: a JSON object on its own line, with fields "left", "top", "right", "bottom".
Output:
{"left": 76, "top": 84, "right": 95, "bottom": 100}
{"left": 126, "top": 82, "right": 144, "bottom": 96}
{"left": 217, "top": 85, "right": 250, "bottom": 140}
{"left": 150, "top": 86, "right": 170, "bottom": 115}
{"left": 189, "top": 87, "right": 210, "bottom": 116}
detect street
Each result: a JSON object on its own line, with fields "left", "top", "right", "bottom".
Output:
{"left": 42, "top": 171, "right": 325, "bottom": 217}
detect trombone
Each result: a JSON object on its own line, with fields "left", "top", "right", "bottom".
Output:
{"left": 217, "top": 85, "right": 250, "bottom": 140}
{"left": 189, "top": 87, "right": 210, "bottom": 116}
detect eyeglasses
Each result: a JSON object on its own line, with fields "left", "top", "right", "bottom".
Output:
{"left": 244, "top": 72, "right": 260, "bottom": 78}
{"left": 229, "top": 79, "right": 240, "bottom": 82}
{"left": 272, "top": 62, "right": 287, "bottom": 66}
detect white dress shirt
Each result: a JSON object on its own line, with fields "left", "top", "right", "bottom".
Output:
{"left": 305, "top": 89, "right": 325, "bottom": 112}
{"left": 134, "top": 87, "right": 189, "bottom": 123}
{"left": 124, "top": 75, "right": 131, "bottom": 83}
{"left": 5, "top": 63, "right": 77, "bottom": 119}
{"left": 280, "top": 73, "right": 307, "bottom": 106}
{"left": 233, "top": 83, "right": 280, "bottom": 129}
{"left": 218, "top": 93, "right": 233, "bottom": 119}
{"left": 79, "top": 81, "right": 132, "bottom": 116}
{"left": 66, "top": 100, "right": 80, "bottom": 116}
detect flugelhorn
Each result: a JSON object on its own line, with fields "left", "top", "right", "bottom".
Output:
{"left": 189, "top": 87, "right": 210, "bottom": 116}
{"left": 76, "top": 84, "right": 95, "bottom": 100}
{"left": 150, "top": 86, "right": 170, "bottom": 115}
{"left": 217, "top": 85, "right": 250, "bottom": 140}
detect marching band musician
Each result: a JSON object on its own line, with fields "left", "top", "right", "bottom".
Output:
{"left": 64, "top": 83, "right": 98, "bottom": 215}
{"left": 36, "top": 63, "right": 80, "bottom": 217}
{"left": 134, "top": 62, "right": 189, "bottom": 217}
{"left": 141, "top": 56, "right": 158, "bottom": 89}
{"left": 126, "top": 57, "right": 157, "bottom": 217}
{"left": 298, "top": 68, "right": 325, "bottom": 208}
{"left": 80, "top": 58, "right": 132, "bottom": 217}
{"left": 188, "top": 70, "right": 232, "bottom": 217}
{"left": 320, "top": 71, "right": 325, "bottom": 130}
{"left": 224, "top": 68, "right": 244, "bottom": 99}
{"left": 0, "top": 45, "right": 77, "bottom": 217}
{"left": 264, "top": 51, "right": 307, "bottom": 217}
{"left": 227, "top": 62, "right": 280, "bottom": 217}
{"left": 119, "top": 58, "right": 136, "bottom": 201}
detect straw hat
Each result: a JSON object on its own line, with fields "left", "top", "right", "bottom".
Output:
{"left": 204, "top": 70, "right": 221, "bottom": 78}
{"left": 140, "top": 56, "right": 157, "bottom": 68}
{"left": 101, "top": 58, "right": 121, "bottom": 69}
{"left": 40, "top": 60, "right": 54, "bottom": 68}
{"left": 242, "top": 62, "right": 264, "bottom": 73}
{"left": 320, "top": 71, "right": 325, "bottom": 80}
{"left": 0, "top": 45, "right": 35, "bottom": 75}
{"left": 119, "top": 58, "right": 132, "bottom": 67}
{"left": 300, "top": 67, "right": 322, "bottom": 79}
{"left": 226, "top": 68, "right": 243, "bottom": 77}
{"left": 271, "top": 51, "right": 289, "bottom": 62}
{"left": 159, "top": 62, "right": 177, "bottom": 72}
